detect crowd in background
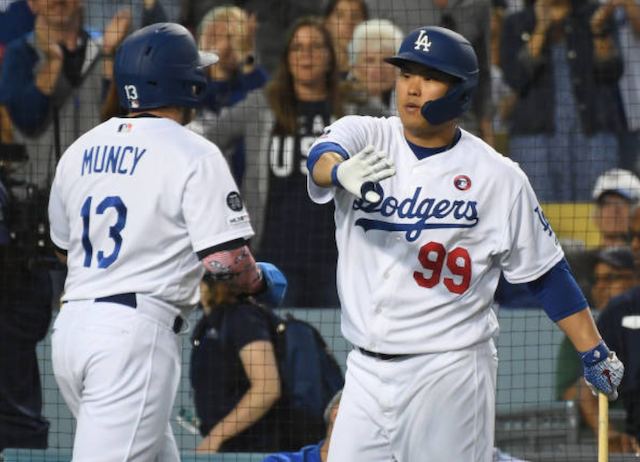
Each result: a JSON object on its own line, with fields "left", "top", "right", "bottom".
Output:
{"left": 1, "top": 0, "right": 640, "bottom": 456}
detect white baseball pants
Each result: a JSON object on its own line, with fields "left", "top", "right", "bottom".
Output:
{"left": 52, "top": 297, "right": 182, "bottom": 462}
{"left": 328, "top": 340, "right": 498, "bottom": 462}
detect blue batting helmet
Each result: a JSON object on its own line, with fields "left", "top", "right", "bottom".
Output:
{"left": 114, "top": 23, "right": 218, "bottom": 111}
{"left": 385, "top": 26, "right": 479, "bottom": 125}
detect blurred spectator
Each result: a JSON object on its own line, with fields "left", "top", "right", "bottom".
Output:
{"left": 631, "top": 203, "right": 640, "bottom": 268}
{"left": 323, "top": 0, "right": 368, "bottom": 77}
{"left": 84, "top": 0, "right": 176, "bottom": 33}
{"left": 500, "top": 0, "right": 625, "bottom": 202}
{"left": 591, "top": 0, "right": 640, "bottom": 173}
{"left": 490, "top": 0, "right": 516, "bottom": 143}
{"left": 586, "top": 279, "right": 640, "bottom": 453}
{"left": 260, "top": 390, "right": 342, "bottom": 462}
{"left": 592, "top": 169, "right": 640, "bottom": 248}
{"left": 0, "top": 0, "right": 34, "bottom": 60}
{"left": 556, "top": 246, "right": 638, "bottom": 452}
{"left": 344, "top": 18, "right": 403, "bottom": 117}
{"left": 367, "top": 0, "right": 494, "bottom": 144}
{"left": 0, "top": 0, "right": 130, "bottom": 192}
{"left": 191, "top": 17, "right": 342, "bottom": 308}
{"left": 191, "top": 275, "right": 282, "bottom": 453}
{"left": 180, "top": 0, "right": 322, "bottom": 76}
{"left": 197, "top": 5, "right": 268, "bottom": 185}
{"left": 0, "top": 161, "right": 52, "bottom": 451}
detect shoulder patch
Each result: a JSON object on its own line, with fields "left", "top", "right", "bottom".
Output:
{"left": 226, "top": 191, "right": 244, "bottom": 211}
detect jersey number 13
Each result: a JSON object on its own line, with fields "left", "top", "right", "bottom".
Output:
{"left": 80, "top": 195, "right": 128, "bottom": 269}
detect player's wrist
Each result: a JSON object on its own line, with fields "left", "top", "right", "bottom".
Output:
{"left": 331, "top": 163, "right": 344, "bottom": 189}
{"left": 579, "top": 339, "right": 609, "bottom": 365}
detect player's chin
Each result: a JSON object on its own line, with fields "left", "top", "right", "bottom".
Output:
{"left": 399, "top": 112, "right": 430, "bottom": 132}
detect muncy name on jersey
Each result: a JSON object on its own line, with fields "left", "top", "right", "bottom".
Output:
{"left": 352, "top": 186, "right": 479, "bottom": 242}
{"left": 81, "top": 145, "right": 146, "bottom": 176}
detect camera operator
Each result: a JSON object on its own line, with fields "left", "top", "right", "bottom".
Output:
{"left": 0, "top": 160, "right": 52, "bottom": 452}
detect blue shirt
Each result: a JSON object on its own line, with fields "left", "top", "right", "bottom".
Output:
{"left": 261, "top": 441, "right": 323, "bottom": 462}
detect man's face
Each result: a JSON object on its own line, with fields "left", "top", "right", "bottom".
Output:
{"left": 30, "top": 0, "right": 83, "bottom": 26}
{"left": 395, "top": 64, "right": 452, "bottom": 136}
{"left": 353, "top": 49, "right": 398, "bottom": 97}
{"left": 202, "top": 17, "right": 246, "bottom": 74}
{"left": 595, "top": 193, "right": 633, "bottom": 247}
{"left": 591, "top": 261, "right": 636, "bottom": 311}
{"left": 630, "top": 208, "right": 640, "bottom": 268}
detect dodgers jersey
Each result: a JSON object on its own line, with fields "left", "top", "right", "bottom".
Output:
{"left": 308, "top": 116, "right": 564, "bottom": 353}
{"left": 48, "top": 117, "right": 254, "bottom": 316}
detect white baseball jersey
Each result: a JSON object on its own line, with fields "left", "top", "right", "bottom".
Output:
{"left": 308, "top": 115, "right": 564, "bottom": 354}
{"left": 48, "top": 116, "right": 254, "bottom": 316}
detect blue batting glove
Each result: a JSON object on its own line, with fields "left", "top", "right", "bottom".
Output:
{"left": 579, "top": 340, "right": 624, "bottom": 401}
{"left": 256, "top": 262, "right": 287, "bottom": 307}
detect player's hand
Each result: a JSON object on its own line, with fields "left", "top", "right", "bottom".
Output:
{"left": 333, "top": 145, "right": 396, "bottom": 204}
{"left": 579, "top": 340, "right": 624, "bottom": 400}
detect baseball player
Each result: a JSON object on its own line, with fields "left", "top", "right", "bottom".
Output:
{"left": 47, "top": 23, "right": 286, "bottom": 462}
{"left": 306, "top": 27, "right": 624, "bottom": 462}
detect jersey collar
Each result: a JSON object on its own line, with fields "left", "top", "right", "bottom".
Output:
{"left": 406, "top": 128, "right": 462, "bottom": 161}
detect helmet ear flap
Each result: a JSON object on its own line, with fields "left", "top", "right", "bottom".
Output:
{"left": 420, "top": 83, "right": 471, "bottom": 125}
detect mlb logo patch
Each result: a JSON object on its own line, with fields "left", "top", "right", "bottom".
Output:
{"left": 118, "top": 123, "right": 133, "bottom": 133}
{"left": 454, "top": 175, "right": 472, "bottom": 191}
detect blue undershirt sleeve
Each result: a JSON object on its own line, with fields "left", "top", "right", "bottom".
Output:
{"left": 526, "top": 257, "right": 588, "bottom": 322}
{"left": 306, "top": 142, "right": 350, "bottom": 177}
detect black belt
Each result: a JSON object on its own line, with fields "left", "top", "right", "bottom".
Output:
{"left": 358, "top": 347, "right": 410, "bottom": 361}
{"left": 94, "top": 293, "right": 183, "bottom": 334}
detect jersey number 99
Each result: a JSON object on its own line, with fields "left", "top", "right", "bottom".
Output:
{"left": 81, "top": 196, "right": 128, "bottom": 269}
{"left": 413, "top": 241, "right": 471, "bottom": 294}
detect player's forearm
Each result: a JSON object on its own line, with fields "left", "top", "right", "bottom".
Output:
{"left": 556, "top": 308, "right": 601, "bottom": 352}
{"left": 311, "top": 151, "right": 346, "bottom": 187}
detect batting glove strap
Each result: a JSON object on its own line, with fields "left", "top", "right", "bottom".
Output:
{"left": 255, "top": 262, "right": 287, "bottom": 308}
{"left": 331, "top": 163, "right": 344, "bottom": 189}
{"left": 580, "top": 340, "right": 624, "bottom": 400}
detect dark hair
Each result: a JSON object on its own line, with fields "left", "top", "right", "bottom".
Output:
{"left": 323, "top": 0, "right": 369, "bottom": 20}
{"left": 265, "top": 16, "right": 344, "bottom": 135}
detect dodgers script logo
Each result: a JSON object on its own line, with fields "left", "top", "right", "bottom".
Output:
{"left": 353, "top": 186, "right": 479, "bottom": 242}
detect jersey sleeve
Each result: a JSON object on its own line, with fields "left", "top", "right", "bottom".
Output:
{"left": 307, "top": 115, "right": 372, "bottom": 204}
{"left": 183, "top": 149, "right": 254, "bottom": 252}
{"left": 498, "top": 177, "right": 564, "bottom": 283}
{"left": 48, "top": 167, "right": 70, "bottom": 250}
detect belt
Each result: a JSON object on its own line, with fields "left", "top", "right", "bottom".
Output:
{"left": 358, "top": 347, "right": 410, "bottom": 361}
{"left": 94, "top": 293, "right": 183, "bottom": 334}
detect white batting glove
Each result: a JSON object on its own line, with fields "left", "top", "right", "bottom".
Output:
{"left": 332, "top": 145, "right": 396, "bottom": 204}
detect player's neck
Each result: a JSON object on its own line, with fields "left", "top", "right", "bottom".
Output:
{"left": 403, "top": 123, "right": 458, "bottom": 149}
{"left": 127, "top": 107, "right": 194, "bottom": 125}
